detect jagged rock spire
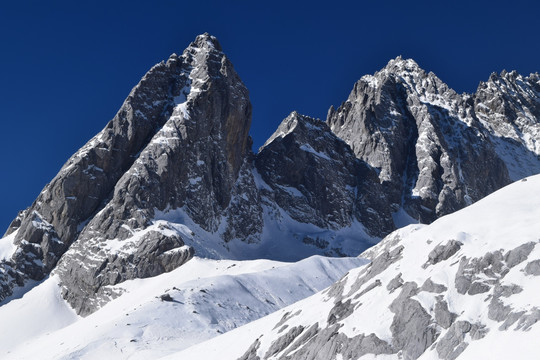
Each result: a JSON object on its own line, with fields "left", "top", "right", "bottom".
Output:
{"left": 327, "top": 58, "right": 517, "bottom": 223}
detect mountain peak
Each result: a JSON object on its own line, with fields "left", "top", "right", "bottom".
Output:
{"left": 191, "top": 32, "right": 223, "bottom": 52}
{"left": 384, "top": 56, "right": 422, "bottom": 75}
{"left": 260, "top": 111, "right": 324, "bottom": 150}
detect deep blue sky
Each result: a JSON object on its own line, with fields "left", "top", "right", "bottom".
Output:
{"left": 1, "top": 0, "right": 539, "bottom": 232}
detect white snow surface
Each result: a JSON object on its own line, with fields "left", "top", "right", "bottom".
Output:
{"left": 0, "top": 230, "right": 18, "bottom": 261}
{"left": 0, "top": 275, "right": 79, "bottom": 354}
{"left": 152, "top": 200, "right": 379, "bottom": 262}
{"left": 171, "top": 175, "right": 540, "bottom": 360}
{"left": 1, "top": 255, "right": 365, "bottom": 359}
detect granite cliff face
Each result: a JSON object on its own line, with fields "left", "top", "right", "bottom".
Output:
{"left": 327, "top": 57, "right": 540, "bottom": 223}
{"left": 1, "top": 37, "right": 539, "bottom": 317}
{"left": 474, "top": 70, "right": 540, "bottom": 180}
{"left": 54, "top": 34, "right": 255, "bottom": 315}
{"left": 1, "top": 36, "right": 206, "bottom": 304}
{"left": 256, "top": 111, "right": 393, "bottom": 238}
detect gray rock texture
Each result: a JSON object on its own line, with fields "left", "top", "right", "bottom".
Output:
{"left": 328, "top": 57, "right": 540, "bottom": 224}
{"left": 436, "top": 321, "right": 486, "bottom": 360}
{"left": 256, "top": 111, "right": 394, "bottom": 238}
{"left": 389, "top": 282, "right": 438, "bottom": 360}
{"left": 474, "top": 71, "right": 540, "bottom": 180}
{"left": 231, "top": 216, "right": 540, "bottom": 360}
{"left": 1, "top": 35, "right": 202, "bottom": 301}
{"left": 525, "top": 259, "right": 540, "bottom": 275}
{"left": 427, "top": 240, "right": 463, "bottom": 266}
{"left": 54, "top": 33, "right": 254, "bottom": 315}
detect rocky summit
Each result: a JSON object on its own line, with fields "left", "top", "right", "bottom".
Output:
{"left": 1, "top": 32, "right": 539, "bottom": 328}
{"left": 328, "top": 57, "right": 540, "bottom": 224}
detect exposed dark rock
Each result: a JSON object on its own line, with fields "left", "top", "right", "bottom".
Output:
{"left": 266, "top": 322, "right": 394, "bottom": 360}
{"left": 454, "top": 251, "right": 506, "bottom": 295}
{"left": 160, "top": 293, "right": 174, "bottom": 302}
{"left": 327, "top": 57, "right": 518, "bottom": 224}
{"left": 468, "top": 282, "right": 491, "bottom": 295}
{"left": 525, "top": 259, "right": 540, "bottom": 275}
{"left": 256, "top": 111, "right": 394, "bottom": 238}
{"left": 474, "top": 71, "right": 540, "bottom": 180}
{"left": 354, "top": 279, "right": 381, "bottom": 299}
{"left": 55, "top": 33, "right": 250, "bottom": 315}
{"left": 273, "top": 310, "right": 302, "bottom": 331}
{"left": 436, "top": 321, "right": 486, "bottom": 360}
{"left": 495, "top": 284, "right": 523, "bottom": 298}
{"left": 499, "top": 311, "right": 526, "bottom": 331}
{"left": 387, "top": 273, "right": 404, "bottom": 293}
{"left": 1, "top": 38, "right": 200, "bottom": 293}
{"left": 2, "top": 43, "right": 540, "bottom": 328}
{"left": 515, "top": 308, "right": 540, "bottom": 331}
{"left": 427, "top": 240, "right": 463, "bottom": 266}
{"left": 504, "top": 242, "right": 536, "bottom": 268}
{"left": 346, "top": 244, "right": 404, "bottom": 299}
{"left": 264, "top": 325, "right": 304, "bottom": 358}
{"left": 488, "top": 297, "right": 513, "bottom": 322}
{"left": 238, "top": 338, "right": 261, "bottom": 360}
{"left": 327, "top": 299, "right": 355, "bottom": 325}
{"left": 389, "top": 282, "right": 438, "bottom": 359}
{"left": 322, "top": 275, "right": 348, "bottom": 302}
{"left": 421, "top": 278, "right": 448, "bottom": 293}
{"left": 279, "top": 323, "right": 319, "bottom": 358}
{"left": 434, "top": 298, "right": 457, "bottom": 329}
{"left": 302, "top": 236, "right": 329, "bottom": 250}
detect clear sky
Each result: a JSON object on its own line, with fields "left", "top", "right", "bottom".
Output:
{"left": 1, "top": 0, "right": 539, "bottom": 232}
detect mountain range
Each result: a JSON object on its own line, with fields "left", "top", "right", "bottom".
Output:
{"left": 0, "top": 33, "right": 539, "bottom": 359}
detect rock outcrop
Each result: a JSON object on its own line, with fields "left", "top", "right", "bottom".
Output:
{"left": 226, "top": 175, "right": 540, "bottom": 360}
{"left": 255, "top": 111, "right": 394, "bottom": 238}
{"left": 327, "top": 57, "right": 540, "bottom": 223}
{"left": 54, "top": 34, "right": 256, "bottom": 315}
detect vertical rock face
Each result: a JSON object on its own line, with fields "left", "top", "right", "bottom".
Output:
{"left": 2, "top": 34, "right": 395, "bottom": 314}
{"left": 327, "top": 57, "right": 539, "bottom": 223}
{"left": 1, "top": 38, "right": 196, "bottom": 300}
{"left": 0, "top": 34, "right": 259, "bottom": 311}
{"left": 255, "top": 111, "right": 394, "bottom": 238}
{"left": 54, "top": 34, "right": 255, "bottom": 315}
{"left": 474, "top": 71, "right": 540, "bottom": 180}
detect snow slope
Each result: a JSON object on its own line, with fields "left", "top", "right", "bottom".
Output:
{"left": 0, "top": 230, "right": 17, "bottom": 261}
{"left": 0, "top": 255, "right": 365, "bottom": 360}
{"left": 171, "top": 175, "right": 540, "bottom": 360}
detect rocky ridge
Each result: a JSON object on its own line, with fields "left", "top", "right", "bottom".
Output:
{"left": 328, "top": 57, "right": 540, "bottom": 223}
{"left": 255, "top": 111, "right": 394, "bottom": 239}
{"left": 54, "top": 33, "right": 254, "bottom": 314}
{"left": 1, "top": 36, "right": 539, "bottom": 317}
{"left": 0, "top": 35, "right": 389, "bottom": 314}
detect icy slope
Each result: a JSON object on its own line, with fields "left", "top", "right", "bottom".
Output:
{"left": 173, "top": 175, "right": 540, "bottom": 360}
{"left": 1, "top": 255, "right": 364, "bottom": 360}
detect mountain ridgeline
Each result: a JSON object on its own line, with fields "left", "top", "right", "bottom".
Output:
{"left": 1, "top": 34, "right": 539, "bottom": 315}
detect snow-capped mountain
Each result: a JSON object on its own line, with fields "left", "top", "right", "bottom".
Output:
{"left": 328, "top": 57, "right": 540, "bottom": 223}
{"left": 0, "top": 34, "right": 393, "bottom": 313}
{"left": 0, "top": 33, "right": 539, "bottom": 360}
{"left": 173, "top": 174, "right": 540, "bottom": 360}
